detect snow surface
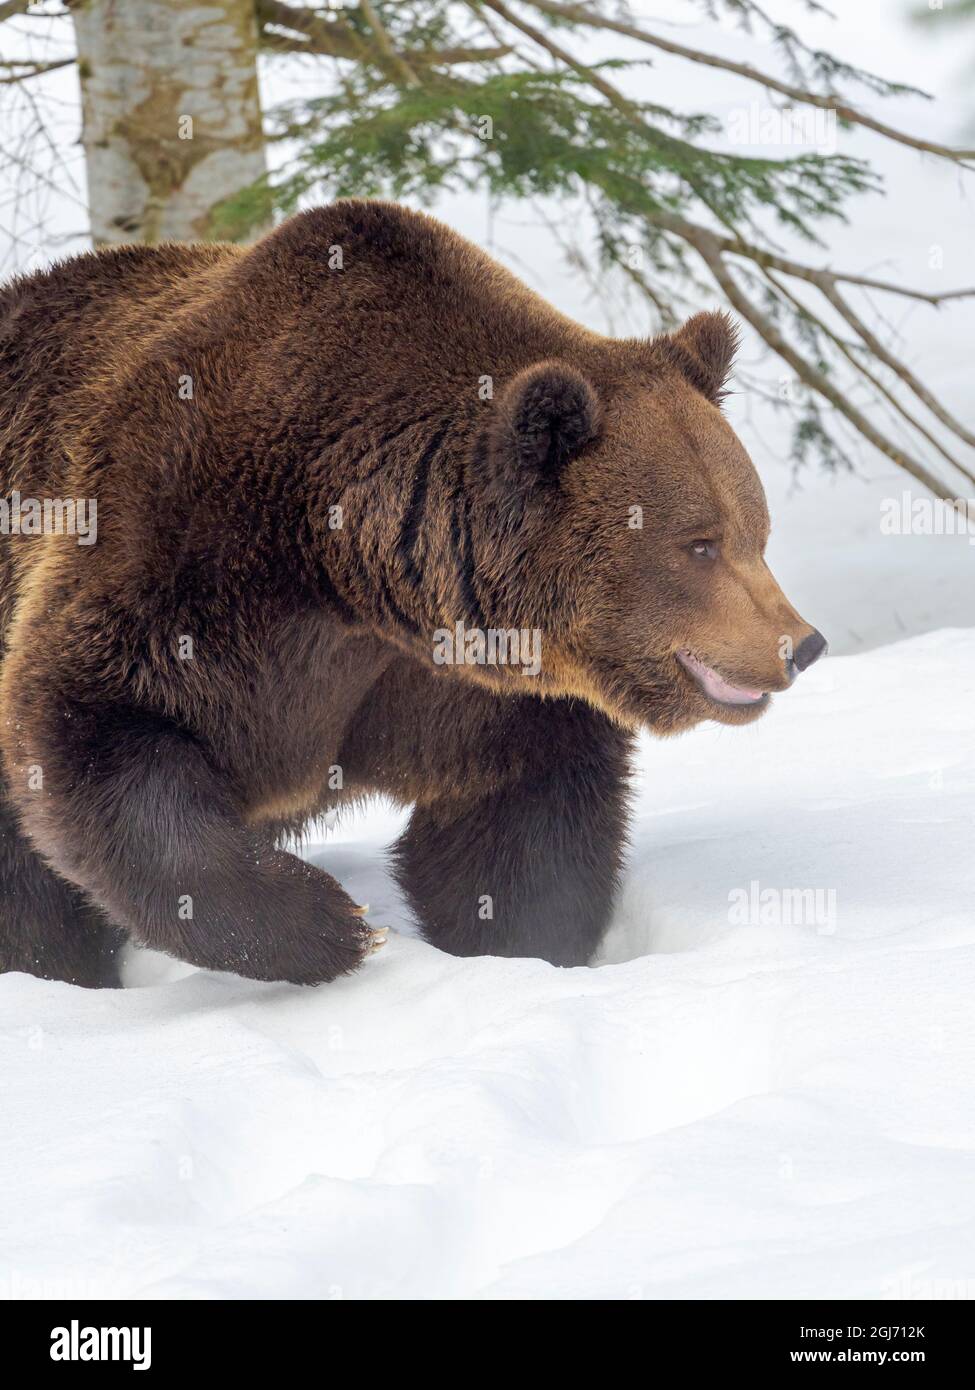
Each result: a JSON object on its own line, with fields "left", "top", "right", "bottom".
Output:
{"left": 2, "top": 625, "right": 974, "bottom": 1300}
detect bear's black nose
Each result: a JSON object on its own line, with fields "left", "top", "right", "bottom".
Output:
{"left": 793, "top": 630, "right": 828, "bottom": 672}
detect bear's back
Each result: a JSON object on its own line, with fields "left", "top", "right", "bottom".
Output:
{"left": 2, "top": 240, "right": 245, "bottom": 494}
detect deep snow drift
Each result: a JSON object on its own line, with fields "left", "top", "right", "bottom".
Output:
{"left": 2, "top": 628, "right": 974, "bottom": 1300}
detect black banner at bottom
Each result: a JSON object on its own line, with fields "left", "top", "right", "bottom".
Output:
{"left": 0, "top": 1297, "right": 967, "bottom": 1375}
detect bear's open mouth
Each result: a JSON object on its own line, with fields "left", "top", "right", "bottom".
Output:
{"left": 676, "top": 648, "right": 768, "bottom": 708}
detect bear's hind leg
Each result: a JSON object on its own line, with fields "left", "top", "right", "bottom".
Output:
{"left": 0, "top": 787, "right": 125, "bottom": 989}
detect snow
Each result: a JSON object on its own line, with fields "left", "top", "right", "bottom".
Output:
{"left": 3, "top": 620, "right": 974, "bottom": 1300}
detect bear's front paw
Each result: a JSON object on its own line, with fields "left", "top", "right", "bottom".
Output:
{"left": 263, "top": 889, "right": 388, "bottom": 986}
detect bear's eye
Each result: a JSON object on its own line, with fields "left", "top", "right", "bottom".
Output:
{"left": 690, "top": 539, "right": 718, "bottom": 560}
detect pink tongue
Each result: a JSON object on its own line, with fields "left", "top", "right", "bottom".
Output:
{"left": 681, "top": 650, "right": 764, "bottom": 705}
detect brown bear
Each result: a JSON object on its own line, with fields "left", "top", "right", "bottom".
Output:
{"left": 0, "top": 199, "right": 825, "bottom": 989}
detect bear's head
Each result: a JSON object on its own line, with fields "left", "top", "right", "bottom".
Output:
{"left": 475, "top": 310, "right": 826, "bottom": 734}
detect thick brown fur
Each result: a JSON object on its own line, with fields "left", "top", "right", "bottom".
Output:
{"left": 0, "top": 200, "right": 822, "bottom": 987}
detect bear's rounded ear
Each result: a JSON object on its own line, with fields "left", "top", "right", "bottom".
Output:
{"left": 485, "top": 361, "right": 601, "bottom": 486}
{"left": 662, "top": 310, "right": 739, "bottom": 405}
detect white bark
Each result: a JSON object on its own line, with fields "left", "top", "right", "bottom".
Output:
{"left": 71, "top": 0, "right": 267, "bottom": 245}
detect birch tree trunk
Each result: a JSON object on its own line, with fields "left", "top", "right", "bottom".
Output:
{"left": 71, "top": 0, "right": 267, "bottom": 246}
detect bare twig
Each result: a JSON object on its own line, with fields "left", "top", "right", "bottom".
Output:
{"left": 672, "top": 218, "right": 969, "bottom": 502}
{"left": 520, "top": 0, "right": 975, "bottom": 164}
{"left": 360, "top": 0, "right": 419, "bottom": 86}
{"left": 640, "top": 207, "right": 975, "bottom": 307}
{"left": 257, "top": 1, "right": 509, "bottom": 67}
{"left": 0, "top": 58, "right": 72, "bottom": 83}
{"left": 816, "top": 277, "right": 975, "bottom": 449}
{"left": 761, "top": 267, "right": 975, "bottom": 484}
{"left": 476, "top": 0, "right": 649, "bottom": 126}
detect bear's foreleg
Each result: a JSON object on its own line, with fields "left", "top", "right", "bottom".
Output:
{"left": 5, "top": 703, "right": 377, "bottom": 986}
{"left": 391, "top": 706, "right": 633, "bottom": 966}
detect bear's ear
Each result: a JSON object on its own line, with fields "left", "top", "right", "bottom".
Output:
{"left": 485, "top": 361, "right": 601, "bottom": 487}
{"left": 661, "top": 310, "right": 739, "bottom": 405}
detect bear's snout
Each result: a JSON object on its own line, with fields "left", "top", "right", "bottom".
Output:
{"left": 791, "top": 629, "right": 829, "bottom": 674}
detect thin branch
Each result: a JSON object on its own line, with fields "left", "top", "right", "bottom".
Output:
{"left": 520, "top": 0, "right": 975, "bottom": 163}
{"left": 761, "top": 267, "right": 975, "bottom": 485}
{"left": 257, "top": 1, "right": 509, "bottom": 67}
{"left": 359, "top": 0, "right": 419, "bottom": 86}
{"left": 673, "top": 219, "right": 970, "bottom": 503}
{"left": 617, "top": 255, "right": 680, "bottom": 329}
{"left": 639, "top": 206, "right": 975, "bottom": 306}
{"left": 0, "top": 58, "right": 73, "bottom": 84}
{"left": 476, "top": 0, "right": 645, "bottom": 122}
{"left": 815, "top": 278, "right": 975, "bottom": 450}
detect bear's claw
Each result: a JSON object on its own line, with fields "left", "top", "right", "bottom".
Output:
{"left": 367, "top": 928, "right": 388, "bottom": 954}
